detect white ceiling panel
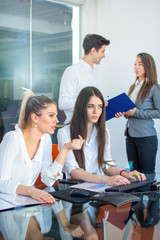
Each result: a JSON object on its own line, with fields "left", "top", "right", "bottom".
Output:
{"left": 49, "top": 0, "right": 86, "bottom": 6}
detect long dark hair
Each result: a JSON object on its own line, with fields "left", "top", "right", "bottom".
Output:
{"left": 128, "top": 52, "right": 159, "bottom": 103}
{"left": 70, "top": 86, "right": 106, "bottom": 169}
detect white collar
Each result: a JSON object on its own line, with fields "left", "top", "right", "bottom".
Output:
{"left": 135, "top": 79, "right": 144, "bottom": 86}
{"left": 80, "top": 59, "right": 96, "bottom": 71}
{"left": 85, "top": 125, "right": 97, "bottom": 146}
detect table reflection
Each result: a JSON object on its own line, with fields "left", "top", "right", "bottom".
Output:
{"left": 98, "top": 191, "right": 160, "bottom": 240}
{"left": 59, "top": 200, "right": 99, "bottom": 240}
{"left": 0, "top": 199, "right": 85, "bottom": 240}
{"left": 0, "top": 205, "right": 53, "bottom": 240}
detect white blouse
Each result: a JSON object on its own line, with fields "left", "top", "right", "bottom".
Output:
{"left": 0, "top": 125, "right": 63, "bottom": 194}
{"left": 57, "top": 124, "right": 115, "bottom": 179}
{"left": 130, "top": 79, "right": 144, "bottom": 103}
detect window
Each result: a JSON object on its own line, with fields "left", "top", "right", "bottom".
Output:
{"left": 0, "top": 0, "right": 80, "bottom": 142}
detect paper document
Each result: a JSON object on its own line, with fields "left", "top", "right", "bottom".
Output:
{"left": 71, "top": 182, "right": 121, "bottom": 193}
{"left": 0, "top": 198, "right": 16, "bottom": 211}
{"left": 0, "top": 193, "right": 45, "bottom": 211}
{"left": 106, "top": 92, "right": 136, "bottom": 121}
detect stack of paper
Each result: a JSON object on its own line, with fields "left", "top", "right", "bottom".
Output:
{"left": 0, "top": 193, "right": 45, "bottom": 211}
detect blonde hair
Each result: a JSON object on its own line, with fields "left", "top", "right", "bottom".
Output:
{"left": 18, "top": 88, "right": 56, "bottom": 129}
{"left": 18, "top": 88, "right": 34, "bottom": 129}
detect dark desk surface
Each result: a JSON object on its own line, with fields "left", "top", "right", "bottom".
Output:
{"left": 0, "top": 172, "right": 160, "bottom": 240}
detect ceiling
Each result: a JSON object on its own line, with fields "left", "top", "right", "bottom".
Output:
{"left": 0, "top": 0, "right": 73, "bottom": 23}
{"left": 55, "top": 0, "right": 86, "bottom": 6}
{"left": 0, "top": 0, "right": 72, "bottom": 45}
{"left": 0, "top": 0, "right": 74, "bottom": 50}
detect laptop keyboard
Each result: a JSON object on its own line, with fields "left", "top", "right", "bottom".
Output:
{"left": 105, "top": 179, "right": 156, "bottom": 192}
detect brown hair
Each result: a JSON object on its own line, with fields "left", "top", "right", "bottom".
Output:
{"left": 128, "top": 53, "right": 159, "bottom": 103}
{"left": 70, "top": 86, "right": 106, "bottom": 170}
{"left": 83, "top": 34, "right": 110, "bottom": 55}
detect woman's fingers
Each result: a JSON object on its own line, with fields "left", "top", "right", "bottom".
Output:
{"left": 31, "top": 188, "right": 55, "bottom": 204}
{"left": 115, "top": 175, "right": 130, "bottom": 185}
{"left": 71, "top": 135, "right": 85, "bottom": 150}
{"left": 106, "top": 175, "right": 130, "bottom": 186}
{"left": 42, "top": 194, "right": 55, "bottom": 204}
{"left": 115, "top": 112, "right": 124, "bottom": 118}
{"left": 130, "top": 170, "right": 146, "bottom": 181}
{"left": 78, "top": 135, "right": 85, "bottom": 143}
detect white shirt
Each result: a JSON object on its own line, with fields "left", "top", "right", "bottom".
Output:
{"left": 130, "top": 79, "right": 144, "bottom": 103}
{"left": 0, "top": 125, "right": 63, "bottom": 194}
{"left": 57, "top": 124, "right": 115, "bottom": 179}
{"left": 58, "top": 59, "right": 98, "bottom": 124}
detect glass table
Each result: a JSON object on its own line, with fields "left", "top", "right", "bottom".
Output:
{"left": 0, "top": 172, "right": 160, "bottom": 240}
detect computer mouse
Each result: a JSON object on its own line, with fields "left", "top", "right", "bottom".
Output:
{"left": 70, "top": 189, "right": 90, "bottom": 197}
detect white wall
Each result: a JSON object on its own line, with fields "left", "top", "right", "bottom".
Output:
{"left": 81, "top": 0, "right": 160, "bottom": 171}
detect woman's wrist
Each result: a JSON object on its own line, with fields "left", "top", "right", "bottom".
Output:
{"left": 61, "top": 144, "right": 70, "bottom": 153}
{"left": 27, "top": 186, "right": 34, "bottom": 197}
{"left": 119, "top": 170, "right": 127, "bottom": 177}
{"left": 101, "top": 175, "right": 109, "bottom": 184}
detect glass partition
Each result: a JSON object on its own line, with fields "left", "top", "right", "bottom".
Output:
{"left": 0, "top": 0, "right": 80, "bottom": 142}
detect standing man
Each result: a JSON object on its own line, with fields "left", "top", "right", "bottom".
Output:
{"left": 58, "top": 33, "right": 110, "bottom": 124}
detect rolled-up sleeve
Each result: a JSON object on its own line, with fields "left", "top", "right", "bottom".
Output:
{"left": 41, "top": 135, "right": 63, "bottom": 186}
{"left": 45, "top": 160, "right": 63, "bottom": 180}
{"left": 57, "top": 126, "right": 80, "bottom": 178}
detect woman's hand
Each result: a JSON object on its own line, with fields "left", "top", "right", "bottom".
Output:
{"left": 121, "top": 170, "right": 146, "bottom": 181}
{"left": 29, "top": 187, "right": 55, "bottom": 204}
{"left": 64, "top": 224, "right": 84, "bottom": 238}
{"left": 115, "top": 112, "right": 125, "bottom": 118}
{"left": 103, "top": 175, "right": 130, "bottom": 186}
{"left": 64, "top": 135, "right": 85, "bottom": 151}
{"left": 124, "top": 108, "right": 137, "bottom": 117}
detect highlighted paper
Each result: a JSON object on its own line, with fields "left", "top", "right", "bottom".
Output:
{"left": 106, "top": 92, "right": 136, "bottom": 121}
{"left": 70, "top": 182, "right": 119, "bottom": 193}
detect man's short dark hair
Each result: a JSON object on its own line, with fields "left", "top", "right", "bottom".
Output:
{"left": 83, "top": 34, "right": 110, "bottom": 55}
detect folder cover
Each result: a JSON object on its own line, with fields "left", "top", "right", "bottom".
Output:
{"left": 50, "top": 188, "right": 96, "bottom": 205}
{"left": 106, "top": 92, "right": 136, "bottom": 121}
{"left": 50, "top": 188, "right": 140, "bottom": 207}
{"left": 89, "top": 192, "right": 140, "bottom": 207}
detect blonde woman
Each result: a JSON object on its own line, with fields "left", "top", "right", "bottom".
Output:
{"left": 0, "top": 89, "right": 84, "bottom": 203}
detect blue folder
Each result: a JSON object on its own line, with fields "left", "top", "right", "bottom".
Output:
{"left": 106, "top": 92, "right": 136, "bottom": 121}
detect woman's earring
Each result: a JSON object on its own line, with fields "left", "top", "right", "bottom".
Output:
{"left": 35, "top": 124, "right": 37, "bottom": 128}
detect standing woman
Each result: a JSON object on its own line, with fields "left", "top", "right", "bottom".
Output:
{"left": 58, "top": 86, "right": 145, "bottom": 184}
{"left": 124, "top": 53, "right": 160, "bottom": 172}
{"left": 0, "top": 89, "right": 84, "bottom": 203}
